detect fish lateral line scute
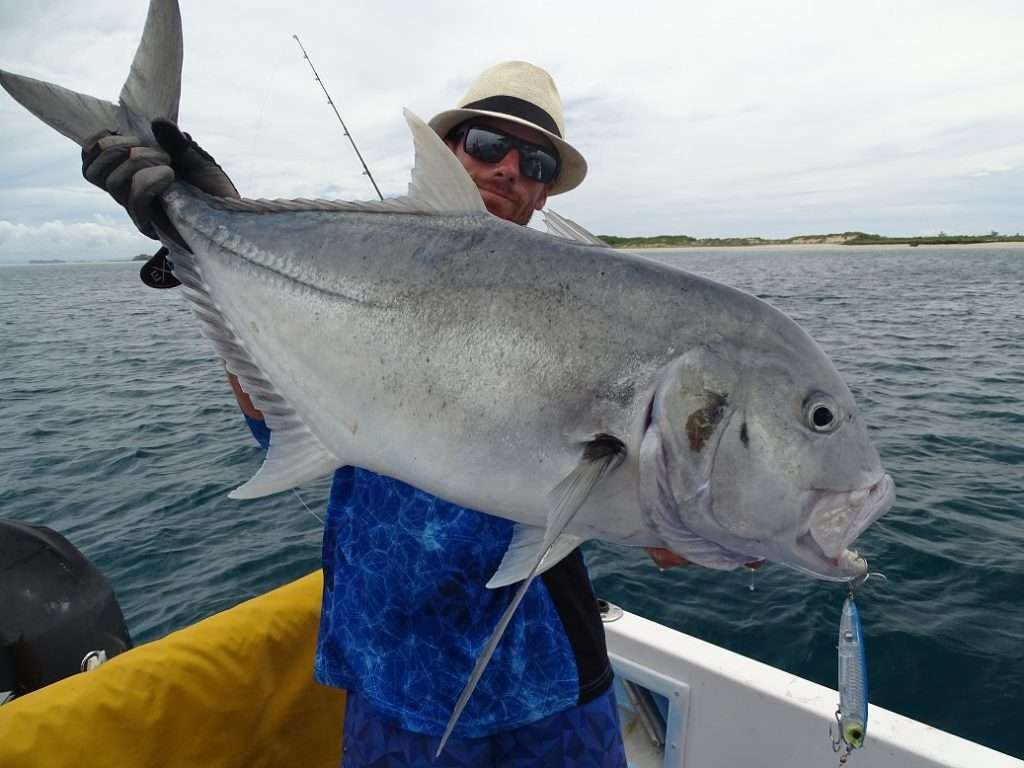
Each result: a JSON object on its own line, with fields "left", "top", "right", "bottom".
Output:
{"left": 165, "top": 188, "right": 384, "bottom": 311}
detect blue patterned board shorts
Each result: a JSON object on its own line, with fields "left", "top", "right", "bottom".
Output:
{"left": 341, "top": 686, "right": 628, "bottom": 768}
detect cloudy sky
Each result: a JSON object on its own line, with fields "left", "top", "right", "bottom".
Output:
{"left": 1, "top": 0, "right": 1022, "bottom": 263}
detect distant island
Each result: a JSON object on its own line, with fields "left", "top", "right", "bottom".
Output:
{"left": 598, "top": 231, "right": 1024, "bottom": 248}
{"left": 28, "top": 258, "right": 66, "bottom": 264}
{"left": 132, "top": 253, "right": 151, "bottom": 261}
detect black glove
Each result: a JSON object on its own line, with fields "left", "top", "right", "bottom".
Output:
{"left": 81, "top": 119, "right": 240, "bottom": 240}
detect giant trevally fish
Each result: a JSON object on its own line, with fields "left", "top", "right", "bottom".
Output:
{"left": 2, "top": 0, "right": 894, "bottom": 749}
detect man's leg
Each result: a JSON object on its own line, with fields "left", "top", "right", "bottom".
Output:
{"left": 341, "top": 691, "right": 493, "bottom": 768}
{"left": 493, "top": 687, "right": 628, "bottom": 768}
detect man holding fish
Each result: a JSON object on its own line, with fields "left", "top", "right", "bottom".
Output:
{"left": 82, "top": 60, "right": 632, "bottom": 766}
{"left": 6, "top": 0, "right": 892, "bottom": 755}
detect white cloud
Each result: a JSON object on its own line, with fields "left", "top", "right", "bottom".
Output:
{"left": 0, "top": 217, "right": 152, "bottom": 263}
{"left": 1, "top": 0, "right": 1022, "bottom": 255}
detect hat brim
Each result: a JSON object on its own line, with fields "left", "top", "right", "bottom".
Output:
{"left": 428, "top": 108, "right": 587, "bottom": 196}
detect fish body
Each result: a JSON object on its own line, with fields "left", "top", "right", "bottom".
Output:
{"left": 837, "top": 595, "right": 868, "bottom": 750}
{"left": 164, "top": 186, "right": 895, "bottom": 579}
{"left": 0, "top": 0, "right": 894, "bottom": 585}
{"left": 2, "top": 0, "right": 897, "bottom": 745}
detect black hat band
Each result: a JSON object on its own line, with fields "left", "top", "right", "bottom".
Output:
{"left": 462, "top": 96, "right": 561, "bottom": 138}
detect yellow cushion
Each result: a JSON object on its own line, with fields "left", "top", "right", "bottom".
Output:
{"left": 0, "top": 570, "right": 346, "bottom": 768}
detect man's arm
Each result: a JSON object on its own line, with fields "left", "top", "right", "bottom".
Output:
{"left": 82, "top": 123, "right": 260, "bottom": 430}
{"left": 81, "top": 120, "right": 239, "bottom": 238}
{"left": 227, "top": 368, "right": 270, "bottom": 449}
{"left": 227, "top": 369, "right": 264, "bottom": 421}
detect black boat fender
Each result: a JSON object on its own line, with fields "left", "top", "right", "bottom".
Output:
{"left": 0, "top": 519, "right": 132, "bottom": 699}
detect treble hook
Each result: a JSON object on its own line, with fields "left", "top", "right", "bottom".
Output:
{"left": 830, "top": 709, "right": 854, "bottom": 765}
{"left": 830, "top": 707, "right": 842, "bottom": 751}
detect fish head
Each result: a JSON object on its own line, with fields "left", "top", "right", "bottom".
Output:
{"left": 638, "top": 341, "right": 894, "bottom": 581}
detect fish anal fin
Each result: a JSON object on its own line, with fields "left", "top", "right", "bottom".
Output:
{"left": 159, "top": 238, "right": 342, "bottom": 499}
{"left": 228, "top": 430, "right": 341, "bottom": 499}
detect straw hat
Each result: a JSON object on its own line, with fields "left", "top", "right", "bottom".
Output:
{"left": 428, "top": 61, "right": 587, "bottom": 195}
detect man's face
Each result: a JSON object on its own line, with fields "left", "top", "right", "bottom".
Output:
{"left": 447, "top": 118, "right": 554, "bottom": 225}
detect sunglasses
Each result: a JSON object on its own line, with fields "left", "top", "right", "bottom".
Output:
{"left": 456, "top": 125, "right": 560, "bottom": 185}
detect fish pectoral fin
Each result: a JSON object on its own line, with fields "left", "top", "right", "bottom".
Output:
{"left": 486, "top": 525, "right": 584, "bottom": 589}
{"left": 436, "top": 436, "right": 624, "bottom": 757}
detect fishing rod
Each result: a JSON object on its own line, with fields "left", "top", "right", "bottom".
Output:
{"left": 292, "top": 34, "right": 383, "bottom": 201}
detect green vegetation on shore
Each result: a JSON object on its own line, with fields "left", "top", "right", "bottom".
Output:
{"left": 598, "top": 231, "right": 1024, "bottom": 248}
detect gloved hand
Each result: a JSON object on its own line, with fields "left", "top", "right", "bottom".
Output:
{"left": 81, "top": 119, "right": 240, "bottom": 240}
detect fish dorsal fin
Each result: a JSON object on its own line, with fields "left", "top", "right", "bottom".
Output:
{"left": 118, "top": 0, "right": 183, "bottom": 136}
{"left": 213, "top": 110, "right": 486, "bottom": 218}
{"left": 400, "top": 108, "right": 486, "bottom": 215}
{"left": 543, "top": 209, "right": 609, "bottom": 246}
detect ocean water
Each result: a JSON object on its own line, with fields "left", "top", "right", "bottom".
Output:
{"left": 1, "top": 246, "right": 1022, "bottom": 758}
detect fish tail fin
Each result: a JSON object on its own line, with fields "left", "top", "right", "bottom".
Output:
{"left": 0, "top": 72, "right": 119, "bottom": 147}
{"left": 0, "top": 0, "right": 182, "bottom": 147}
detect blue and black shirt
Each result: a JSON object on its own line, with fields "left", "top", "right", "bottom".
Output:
{"left": 246, "top": 415, "right": 613, "bottom": 738}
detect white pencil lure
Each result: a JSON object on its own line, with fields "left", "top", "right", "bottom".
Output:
{"left": 833, "top": 590, "right": 868, "bottom": 763}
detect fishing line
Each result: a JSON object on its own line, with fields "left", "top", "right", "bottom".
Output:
{"left": 240, "top": 36, "right": 288, "bottom": 195}
{"left": 291, "top": 488, "right": 324, "bottom": 526}
{"left": 232, "top": 36, "right": 377, "bottom": 538}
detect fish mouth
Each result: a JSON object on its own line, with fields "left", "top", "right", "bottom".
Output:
{"left": 792, "top": 474, "right": 896, "bottom": 580}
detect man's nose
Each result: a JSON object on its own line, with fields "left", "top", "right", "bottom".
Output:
{"left": 493, "top": 148, "right": 519, "bottom": 178}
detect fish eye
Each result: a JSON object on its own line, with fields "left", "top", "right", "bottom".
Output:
{"left": 803, "top": 393, "right": 841, "bottom": 433}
